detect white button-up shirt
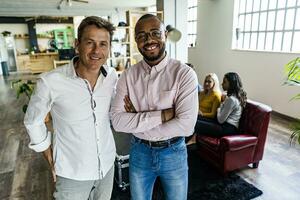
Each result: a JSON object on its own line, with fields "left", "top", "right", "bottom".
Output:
{"left": 24, "top": 57, "right": 118, "bottom": 181}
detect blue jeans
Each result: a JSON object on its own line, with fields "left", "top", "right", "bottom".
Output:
{"left": 129, "top": 137, "right": 188, "bottom": 200}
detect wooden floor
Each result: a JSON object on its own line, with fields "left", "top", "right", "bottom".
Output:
{"left": 1, "top": 73, "right": 300, "bottom": 200}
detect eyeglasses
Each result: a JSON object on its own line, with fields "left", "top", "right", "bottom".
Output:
{"left": 135, "top": 30, "right": 163, "bottom": 42}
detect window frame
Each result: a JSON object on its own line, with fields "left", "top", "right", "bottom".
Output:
{"left": 187, "top": 0, "right": 198, "bottom": 48}
{"left": 233, "top": 0, "right": 300, "bottom": 53}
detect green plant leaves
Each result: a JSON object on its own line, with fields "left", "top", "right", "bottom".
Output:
{"left": 284, "top": 57, "right": 300, "bottom": 86}
{"left": 289, "top": 120, "right": 300, "bottom": 145}
{"left": 284, "top": 57, "right": 300, "bottom": 144}
{"left": 11, "top": 79, "right": 35, "bottom": 113}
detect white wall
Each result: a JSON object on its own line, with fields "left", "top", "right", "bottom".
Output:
{"left": 158, "top": 0, "right": 188, "bottom": 63}
{"left": 188, "top": 0, "right": 300, "bottom": 118}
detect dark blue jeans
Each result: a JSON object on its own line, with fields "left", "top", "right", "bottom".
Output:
{"left": 194, "top": 116, "right": 238, "bottom": 137}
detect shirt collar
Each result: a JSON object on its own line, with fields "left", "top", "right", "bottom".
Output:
{"left": 66, "top": 56, "right": 79, "bottom": 79}
{"left": 141, "top": 53, "right": 170, "bottom": 73}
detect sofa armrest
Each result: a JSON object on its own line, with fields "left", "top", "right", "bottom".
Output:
{"left": 220, "top": 135, "right": 258, "bottom": 151}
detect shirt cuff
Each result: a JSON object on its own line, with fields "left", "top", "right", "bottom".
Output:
{"left": 28, "top": 131, "right": 51, "bottom": 152}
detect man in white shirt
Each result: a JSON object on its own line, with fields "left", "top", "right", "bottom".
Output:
{"left": 24, "top": 16, "right": 118, "bottom": 200}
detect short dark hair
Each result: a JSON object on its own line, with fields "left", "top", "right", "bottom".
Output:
{"left": 135, "top": 14, "right": 163, "bottom": 33}
{"left": 77, "top": 16, "right": 115, "bottom": 43}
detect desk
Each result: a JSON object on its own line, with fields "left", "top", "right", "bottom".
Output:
{"left": 17, "top": 53, "right": 59, "bottom": 73}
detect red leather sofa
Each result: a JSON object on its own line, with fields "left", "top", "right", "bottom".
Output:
{"left": 196, "top": 100, "right": 272, "bottom": 174}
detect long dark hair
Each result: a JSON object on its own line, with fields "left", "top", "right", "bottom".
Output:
{"left": 224, "top": 72, "right": 247, "bottom": 107}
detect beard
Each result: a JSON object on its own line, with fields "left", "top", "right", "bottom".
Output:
{"left": 139, "top": 43, "right": 166, "bottom": 62}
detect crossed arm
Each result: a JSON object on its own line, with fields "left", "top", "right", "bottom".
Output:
{"left": 110, "top": 69, "right": 199, "bottom": 138}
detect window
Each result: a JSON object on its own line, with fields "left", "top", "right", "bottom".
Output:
{"left": 233, "top": 0, "right": 300, "bottom": 53}
{"left": 188, "top": 0, "right": 198, "bottom": 47}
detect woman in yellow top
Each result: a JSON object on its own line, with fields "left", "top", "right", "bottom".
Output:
{"left": 187, "top": 73, "right": 221, "bottom": 145}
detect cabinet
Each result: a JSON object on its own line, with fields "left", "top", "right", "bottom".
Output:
{"left": 108, "top": 10, "right": 163, "bottom": 71}
{"left": 108, "top": 26, "right": 131, "bottom": 71}
{"left": 53, "top": 28, "right": 74, "bottom": 49}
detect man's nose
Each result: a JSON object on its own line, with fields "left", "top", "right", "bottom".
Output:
{"left": 93, "top": 44, "right": 101, "bottom": 53}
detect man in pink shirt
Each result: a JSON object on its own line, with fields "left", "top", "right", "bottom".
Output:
{"left": 110, "top": 14, "right": 198, "bottom": 200}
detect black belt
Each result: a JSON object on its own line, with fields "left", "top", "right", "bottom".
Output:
{"left": 138, "top": 137, "right": 182, "bottom": 148}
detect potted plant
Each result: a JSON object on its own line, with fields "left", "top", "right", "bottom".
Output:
{"left": 12, "top": 79, "right": 51, "bottom": 122}
{"left": 11, "top": 79, "right": 35, "bottom": 113}
{"left": 284, "top": 57, "right": 300, "bottom": 144}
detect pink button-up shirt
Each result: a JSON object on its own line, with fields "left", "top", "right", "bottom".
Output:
{"left": 110, "top": 56, "right": 199, "bottom": 141}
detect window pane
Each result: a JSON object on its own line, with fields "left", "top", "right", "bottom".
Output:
{"left": 239, "top": 0, "right": 246, "bottom": 13}
{"left": 295, "top": 8, "right": 300, "bottom": 29}
{"left": 265, "top": 32, "right": 274, "bottom": 50}
{"left": 287, "top": 0, "right": 297, "bottom": 7}
{"left": 257, "top": 32, "right": 266, "bottom": 50}
{"left": 245, "top": 14, "right": 252, "bottom": 31}
{"left": 285, "top": 9, "right": 296, "bottom": 29}
{"left": 259, "top": 12, "right": 267, "bottom": 30}
{"left": 250, "top": 33, "right": 258, "bottom": 49}
{"left": 253, "top": 0, "right": 261, "bottom": 11}
{"left": 267, "top": 11, "right": 276, "bottom": 30}
{"left": 276, "top": 10, "right": 285, "bottom": 30}
{"left": 261, "top": 0, "right": 269, "bottom": 11}
{"left": 239, "top": 14, "right": 245, "bottom": 31}
{"left": 188, "top": 0, "right": 194, "bottom": 7}
{"left": 269, "top": 0, "right": 277, "bottom": 9}
{"left": 188, "top": 22, "right": 192, "bottom": 34}
{"left": 238, "top": 33, "right": 244, "bottom": 48}
{"left": 244, "top": 33, "right": 250, "bottom": 48}
{"left": 282, "top": 31, "right": 292, "bottom": 51}
{"left": 278, "top": 0, "right": 287, "bottom": 8}
{"left": 193, "top": 0, "right": 198, "bottom": 7}
{"left": 252, "top": 13, "right": 259, "bottom": 31}
{"left": 273, "top": 32, "right": 283, "bottom": 51}
{"left": 292, "top": 31, "right": 300, "bottom": 52}
{"left": 193, "top": 7, "right": 198, "bottom": 19}
{"left": 193, "top": 21, "right": 197, "bottom": 33}
{"left": 246, "top": 0, "right": 254, "bottom": 12}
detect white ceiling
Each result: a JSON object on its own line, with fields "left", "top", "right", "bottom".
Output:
{"left": 0, "top": 0, "right": 156, "bottom": 17}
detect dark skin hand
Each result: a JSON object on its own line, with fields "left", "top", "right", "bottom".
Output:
{"left": 123, "top": 95, "right": 175, "bottom": 122}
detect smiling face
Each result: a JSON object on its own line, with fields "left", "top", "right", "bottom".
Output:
{"left": 135, "top": 16, "right": 167, "bottom": 65}
{"left": 75, "top": 25, "right": 110, "bottom": 71}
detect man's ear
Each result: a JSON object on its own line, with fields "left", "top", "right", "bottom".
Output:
{"left": 164, "top": 30, "right": 168, "bottom": 40}
{"left": 75, "top": 39, "right": 79, "bottom": 54}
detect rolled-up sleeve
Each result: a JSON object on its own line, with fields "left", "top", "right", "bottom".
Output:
{"left": 24, "top": 77, "right": 52, "bottom": 152}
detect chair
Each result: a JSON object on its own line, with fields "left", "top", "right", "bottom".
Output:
{"left": 196, "top": 100, "right": 272, "bottom": 174}
{"left": 53, "top": 60, "right": 70, "bottom": 69}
